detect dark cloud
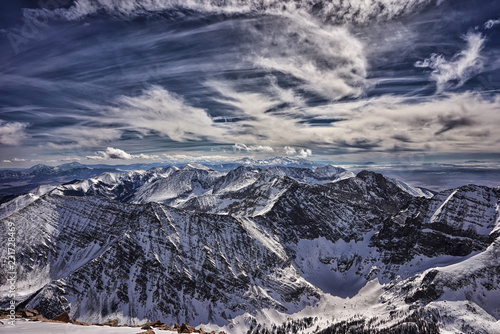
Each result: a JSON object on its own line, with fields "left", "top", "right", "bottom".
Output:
{"left": 389, "top": 145, "right": 425, "bottom": 153}
{"left": 435, "top": 115, "right": 475, "bottom": 135}
{"left": 335, "top": 138, "right": 381, "bottom": 150}
{"left": 392, "top": 134, "right": 413, "bottom": 143}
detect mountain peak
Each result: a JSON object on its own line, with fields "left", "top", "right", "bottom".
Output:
{"left": 235, "top": 156, "right": 318, "bottom": 168}
{"left": 27, "top": 164, "right": 51, "bottom": 171}
{"left": 179, "top": 163, "right": 214, "bottom": 171}
{"left": 57, "top": 162, "right": 85, "bottom": 171}
{"left": 356, "top": 170, "right": 387, "bottom": 185}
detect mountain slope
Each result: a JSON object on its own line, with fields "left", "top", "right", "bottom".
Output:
{"left": 0, "top": 194, "right": 320, "bottom": 325}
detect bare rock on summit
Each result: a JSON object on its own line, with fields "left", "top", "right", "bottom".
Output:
{"left": 142, "top": 320, "right": 164, "bottom": 328}
{"left": 137, "top": 329, "right": 155, "bottom": 334}
{"left": 102, "top": 319, "right": 119, "bottom": 327}
{"left": 180, "top": 322, "right": 196, "bottom": 333}
{"left": 52, "top": 311, "right": 70, "bottom": 323}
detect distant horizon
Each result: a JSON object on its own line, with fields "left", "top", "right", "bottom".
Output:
{"left": 1, "top": 155, "right": 499, "bottom": 192}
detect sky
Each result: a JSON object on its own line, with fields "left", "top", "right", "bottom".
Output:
{"left": 1, "top": 0, "right": 500, "bottom": 171}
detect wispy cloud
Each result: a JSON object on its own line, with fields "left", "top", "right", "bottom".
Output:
{"left": 162, "top": 154, "right": 242, "bottom": 164}
{"left": 485, "top": 19, "right": 500, "bottom": 29}
{"left": 108, "top": 86, "right": 227, "bottom": 142}
{"left": 30, "top": 0, "right": 440, "bottom": 24}
{"left": 250, "top": 15, "right": 367, "bottom": 100}
{"left": 46, "top": 128, "right": 123, "bottom": 150}
{"left": 42, "top": 86, "right": 230, "bottom": 151}
{"left": 207, "top": 81, "right": 313, "bottom": 146}
{"left": 2, "top": 158, "right": 27, "bottom": 163}
{"left": 415, "top": 31, "right": 485, "bottom": 93}
{"left": 313, "top": 92, "right": 500, "bottom": 155}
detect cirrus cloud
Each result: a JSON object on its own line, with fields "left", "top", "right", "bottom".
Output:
{"left": 415, "top": 31, "right": 486, "bottom": 93}
{"left": 108, "top": 86, "right": 227, "bottom": 142}
{"left": 29, "top": 0, "right": 443, "bottom": 26}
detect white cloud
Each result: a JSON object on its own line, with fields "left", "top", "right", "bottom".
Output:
{"left": 415, "top": 32, "right": 485, "bottom": 93}
{"left": 283, "top": 146, "right": 312, "bottom": 158}
{"left": 234, "top": 143, "right": 274, "bottom": 153}
{"left": 297, "top": 149, "right": 312, "bottom": 158}
{"left": 86, "top": 147, "right": 159, "bottom": 160}
{"left": 87, "top": 147, "right": 131, "bottom": 160}
{"left": 2, "top": 158, "right": 27, "bottom": 163}
{"left": 0, "top": 120, "right": 28, "bottom": 145}
{"left": 485, "top": 19, "right": 500, "bottom": 29}
{"left": 283, "top": 146, "right": 297, "bottom": 155}
{"left": 95, "top": 147, "right": 131, "bottom": 160}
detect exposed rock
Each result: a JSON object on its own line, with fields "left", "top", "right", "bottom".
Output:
{"left": 157, "top": 324, "right": 172, "bottom": 330}
{"left": 70, "top": 319, "right": 90, "bottom": 326}
{"left": 137, "top": 329, "right": 155, "bottom": 334}
{"left": 143, "top": 320, "right": 164, "bottom": 328}
{"left": 32, "top": 315, "right": 49, "bottom": 322}
{"left": 52, "top": 311, "right": 70, "bottom": 323}
{"left": 180, "top": 322, "right": 196, "bottom": 333}
{"left": 102, "top": 319, "right": 119, "bottom": 327}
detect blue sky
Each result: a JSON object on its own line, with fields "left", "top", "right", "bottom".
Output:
{"left": 1, "top": 0, "right": 500, "bottom": 169}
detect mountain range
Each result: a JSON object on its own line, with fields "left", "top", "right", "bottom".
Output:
{"left": 0, "top": 161, "right": 499, "bottom": 333}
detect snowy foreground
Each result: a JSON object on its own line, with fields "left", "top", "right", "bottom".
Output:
{"left": 1, "top": 320, "right": 176, "bottom": 334}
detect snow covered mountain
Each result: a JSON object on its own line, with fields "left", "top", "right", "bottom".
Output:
{"left": 1, "top": 163, "right": 499, "bottom": 333}
{"left": 0, "top": 162, "right": 122, "bottom": 203}
{"left": 51, "top": 164, "right": 356, "bottom": 215}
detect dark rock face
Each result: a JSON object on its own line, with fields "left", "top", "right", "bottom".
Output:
{"left": 372, "top": 185, "right": 500, "bottom": 265}
{"left": 53, "top": 311, "right": 70, "bottom": 323}
{"left": 0, "top": 164, "right": 499, "bottom": 331}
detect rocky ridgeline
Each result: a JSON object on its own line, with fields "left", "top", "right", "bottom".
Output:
{"left": 0, "top": 309, "right": 224, "bottom": 333}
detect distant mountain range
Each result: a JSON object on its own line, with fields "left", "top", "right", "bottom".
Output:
{"left": 0, "top": 158, "right": 310, "bottom": 201}
{"left": 0, "top": 160, "right": 499, "bottom": 333}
